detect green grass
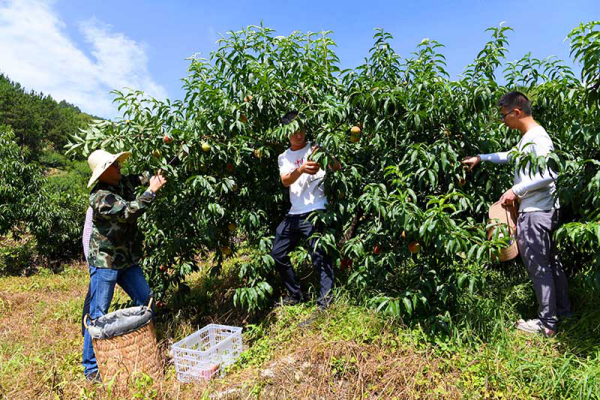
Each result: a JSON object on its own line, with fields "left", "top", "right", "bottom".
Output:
{"left": 1, "top": 258, "right": 599, "bottom": 399}
{"left": 0, "top": 265, "right": 88, "bottom": 293}
{"left": 230, "top": 281, "right": 600, "bottom": 399}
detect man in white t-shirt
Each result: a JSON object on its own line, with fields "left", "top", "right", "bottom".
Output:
{"left": 463, "top": 91, "right": 571, "bottom": 336}
{"left": 271, "top": 111, "right": 341, "bottom": 310}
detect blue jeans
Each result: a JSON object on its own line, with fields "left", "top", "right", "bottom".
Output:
{"left": 82, "top": 264, "right": 152, "bottom": 376}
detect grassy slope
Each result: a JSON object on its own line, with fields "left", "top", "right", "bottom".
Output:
{"left": 0, "top": 262, "right": 599, "bottom": 399}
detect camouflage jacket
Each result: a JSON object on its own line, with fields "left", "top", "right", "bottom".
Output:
{"left": 87, "top": 173, "right": 154, "bottom": 270}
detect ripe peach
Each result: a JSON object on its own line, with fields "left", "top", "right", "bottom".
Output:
{"left": 408, "top": 241, "right": 421, "bottom": 254}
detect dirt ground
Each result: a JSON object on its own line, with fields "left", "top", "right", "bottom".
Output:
{"left": 0, "top": 263, "right": 464, "bottom": 399}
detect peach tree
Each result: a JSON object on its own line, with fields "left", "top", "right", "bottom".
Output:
{"left": 1, "top": 127, "right": 86, "bottom": 268}
{"left": 67, "top": 21, "right": 600, "bottom": 332}
{"left": 0, "top": 127, "right": 40, "bottom": 236}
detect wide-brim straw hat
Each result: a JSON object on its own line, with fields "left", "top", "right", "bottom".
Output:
{"left": 87, "top": 149, "right": 132, "bottom": 188}
{"left": 487, "top": 200, "right": 519, "bottom": 262}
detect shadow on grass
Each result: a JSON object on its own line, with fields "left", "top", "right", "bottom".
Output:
{"left": 556, "top": 286, "right": 600, "bottom": 358}
{"left": 152, "top": 260, "right": 281, "bottom": 347}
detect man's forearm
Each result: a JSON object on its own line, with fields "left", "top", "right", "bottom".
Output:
{"left": 281, "top": 168, "right": 303, "bottom": 187}
{"left": 91, "top": 191, "right": 155, "bottom": 224}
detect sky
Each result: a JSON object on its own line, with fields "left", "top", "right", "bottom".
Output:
{"left": 0, "top": 0, "right": 598, "bottom": 118}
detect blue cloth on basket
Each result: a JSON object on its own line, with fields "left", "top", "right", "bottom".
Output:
{"left": 87, "top": 304, "right": 153, "bottom": 340}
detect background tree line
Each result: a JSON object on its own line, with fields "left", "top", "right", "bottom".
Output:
{"left": 0, "top": 74, "right": 96, "bottom": 159}
{"left": 0, "top": 74, "right": 96, "bottom": 273}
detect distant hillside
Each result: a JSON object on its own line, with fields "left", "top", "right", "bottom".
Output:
{"left": 0, "top": 74, "right": 98, "bottom": 159}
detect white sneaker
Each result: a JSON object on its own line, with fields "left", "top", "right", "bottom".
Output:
{"left": 515, "top": 318, "right": 556, "bottom": 336}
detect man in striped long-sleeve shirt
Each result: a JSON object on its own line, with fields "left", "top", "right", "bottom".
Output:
{"left": 81, "top": 207, "right": 93, "bottom": 337}
{"left": 462, "top": 91, "right": 571, "bottom": 336}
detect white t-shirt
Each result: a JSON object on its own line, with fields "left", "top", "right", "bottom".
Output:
{"left": 278, "top": 142, "right": 328, "bottom": 215}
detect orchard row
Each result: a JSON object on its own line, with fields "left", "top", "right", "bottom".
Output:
{"left": 66, "top": 22, "right": 600, "bottom": 329}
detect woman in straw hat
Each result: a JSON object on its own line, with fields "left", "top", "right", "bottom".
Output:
{"left": 82, "top": 149, "right": 166, "bottom": 382}
{"left": 462, "top": 91, "right": 571, "bottom": 337}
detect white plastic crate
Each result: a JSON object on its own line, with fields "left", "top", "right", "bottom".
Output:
{"left": 171, "top": 324, "right": 243, "bottom": 382}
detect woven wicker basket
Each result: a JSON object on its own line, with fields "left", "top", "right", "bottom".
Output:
{"left": 85, "top": 300, "right": 162, "bottom": 382}
{"left": 487, "top": 200, "right": 519, "bottom": 262}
